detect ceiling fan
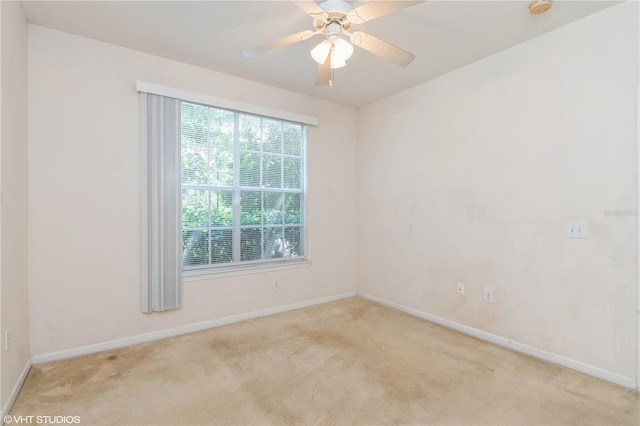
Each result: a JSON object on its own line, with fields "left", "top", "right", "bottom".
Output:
{"left": 242, "top": 0, "right": 424, "bottom": 87}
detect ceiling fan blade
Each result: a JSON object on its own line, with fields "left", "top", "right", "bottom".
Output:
{"left": 350, "top": 31, "right": 415, "bottom": 67}
{"left": 292, "top": 0, "right": 327, "bottom": 18}
{"left": 315, "top": 48, "right": 332, "bottom": 86}
{"left": 242, "top": 30, "right": 316, "bottom": 57}
{"left": 347, "top": 1, "right": 424, "bottom": 24}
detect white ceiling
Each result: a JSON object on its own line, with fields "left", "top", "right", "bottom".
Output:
{"left": 21, "top": 0, "right": 620, "bottom": 107}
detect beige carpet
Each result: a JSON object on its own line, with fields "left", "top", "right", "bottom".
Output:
{"left": 10, "top": 297, "right": 640, "bottom": 425}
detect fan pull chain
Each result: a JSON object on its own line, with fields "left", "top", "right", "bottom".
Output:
{"left": 330, "top": 45, "right": 335, "bottom": 89}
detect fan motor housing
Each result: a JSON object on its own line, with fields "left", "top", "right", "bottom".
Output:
{"left": 315, "top": 10, "right": 352, "bottom": 33}
{"left": 529, "top": 0, "right": 553, "bottom": 15}
{"left": 319, "top": 0, "right": 352, "bottom": 13}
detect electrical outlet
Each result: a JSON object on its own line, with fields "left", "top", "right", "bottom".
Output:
{"left": 566, "top": 221, "right": 588, "bottom": 239}
{"left": 457, "top": 283, "right": 465, "bottom": 296}
{"left": 274, "top": 280, "right": 279, "bottom": 290}
{"left": 484, "top": 288, "right": 494, "bottom": 303}
{"left": 4, "top": 328, "right": 10, "bottom": 351}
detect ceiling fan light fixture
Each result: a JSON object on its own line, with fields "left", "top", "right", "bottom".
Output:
{"left": 311, "top": 38, "right": 353, "bottom": 68}
{"left": 332, "top": 37, "right": 353, "bottom": 61}
{"left": 331, "top": 58, "right": 347, "bottom": 69}
{"left": 311, "top": 40, "right": 332, "bottom": 64}
{"left": 246, "top": 0, "right": 423, "bottom": 86}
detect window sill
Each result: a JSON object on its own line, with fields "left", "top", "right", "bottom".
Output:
{"left": 182, "top": 259, "right": 312, "bottom": 282}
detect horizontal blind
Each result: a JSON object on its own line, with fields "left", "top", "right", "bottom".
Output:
{"left": 181, "top": 102, "right": 306, "bottom": 270}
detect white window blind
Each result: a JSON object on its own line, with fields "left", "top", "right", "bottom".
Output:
{"left": 144, "top": 94, "right": 182, "bottom": 312}
{"left": 181, "top": 102, "right": 306, "bottom": 270}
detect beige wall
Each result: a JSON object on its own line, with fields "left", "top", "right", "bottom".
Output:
{"left": 0, "top": 0, "right": 30, "bottom": 414}
{"left": 28, "top": 25, "right": 358, "bottom": 357}
{"left": 357, "top": 2, "right": 638, "bottom": 382}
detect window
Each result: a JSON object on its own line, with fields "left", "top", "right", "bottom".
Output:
{"left": 180, "top": 102, "right": 306, "bottom": 271}
{"left": 141, "top": 84, "right": 315, "bottom": 312}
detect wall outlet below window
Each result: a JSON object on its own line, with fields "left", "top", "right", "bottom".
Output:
{"left": 484, "top": 288, "right": 494, "bottom": 303}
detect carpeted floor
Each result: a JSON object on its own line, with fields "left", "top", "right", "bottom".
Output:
{"left": 10, "top": 297, "right": 640, "bottom": 425}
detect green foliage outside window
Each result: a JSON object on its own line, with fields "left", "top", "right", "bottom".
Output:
{"left": 181, "top": 102, "right": 304, "bottom": 268}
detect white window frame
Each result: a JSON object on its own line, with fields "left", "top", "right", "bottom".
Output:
{"left": 139, "top": 82, "right": 316, "bottom": 307}
{"left": 180, "top": 102, "right": 308, "bottom": 274}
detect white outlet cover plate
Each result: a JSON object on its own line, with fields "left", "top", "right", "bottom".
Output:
{"left": 566, "top": 221, "right": 588, "bottom": 239}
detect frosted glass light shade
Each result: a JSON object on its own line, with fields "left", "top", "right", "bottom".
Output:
{"left": 331, "top": 58, "right": 347, "bottom": 69}
{"left": 310, "top": 38, "right": 353, "bottom": 69}
{"left": 311, "top": 40, "right": 332, "bottom": 64}
{"left": 333, "top": 38, "right": 353, "bottom": 61}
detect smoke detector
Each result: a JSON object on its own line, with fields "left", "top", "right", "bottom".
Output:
{"left": 529, "top": 0, "right": 553, "bottom": 15}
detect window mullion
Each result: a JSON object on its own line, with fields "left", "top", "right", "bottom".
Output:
{"left": 206, "top": 112, "right": 213, "bottom": 266}
{"left": 260, "top": 117, "right": 265, "bottom": 260}
{"left": 300, "top": 126, "right": 307, "bottom": 257}
{"left": 280, "top": 122, "right": 285, "bottom": 226}
{"left": 232, "top": 113, "right": 241, "bottom": 262}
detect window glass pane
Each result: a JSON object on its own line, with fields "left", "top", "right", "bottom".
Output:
{"left": 262, "top": 119, "right": 282, "bottom": 153}
{"left": 181, "top": 103, "right": 305, "bottom": 269}
{"left": 263, "top": 154, "right": 282, "bottom": 188}
{"left": 183, "top": 230, "right": 209, "bottom": 266}
{"left": 182, "top": 145, "right": 209, "bottom": 185}
{"left": 181, "top": 103, "right": 210, "bottom": 145}
{"left": 264, "top": 227, "right": 284, "bottom": 259}
{"left": 208, "top": 147, "right": 234, "bottom": 187}
{"left": 239, "top": 152, "right": 260, "bottom": 187}
{"left": 210, "top": 230, "right": 233, "bottom": 264}
{"left": 209, "top": 109, "right": 234, "bottom": 148}
{"left": 284, "top": 227, "right": 302, "bottom": 257}
{"left": 283, "top": 157, "right": 301, "bottom": 189}
{"left": 240, "top": 191, "right": 262, "bottom": 225}
{"left": 182, "top": 189, "right": 209, "bottom": 228}
{"left": 264, "top": 192, "right": 284, "bottom": 225}
{"left": 283, "top": 122, "right": 302, "bottom": 155}
{"left": 241, "top": 228, "right": 262, "bottom": 261}
{"left": 211, "top": 191, "right": 233, "bottom": 227}
{"left": 239, "top": 114, "right": 261, "bottom": 151}
{"left": 285, "top": 193, "right": 301, "bottom": 224}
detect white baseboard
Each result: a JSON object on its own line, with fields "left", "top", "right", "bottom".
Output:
{"left": 358, "top": 292, "right": 637, "bottom": 390}
{"left": 1, "top": 359, "right": 31, "bottom": 417}
{"left": 32, "top": 291, "right": 357, "bottom": 364}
